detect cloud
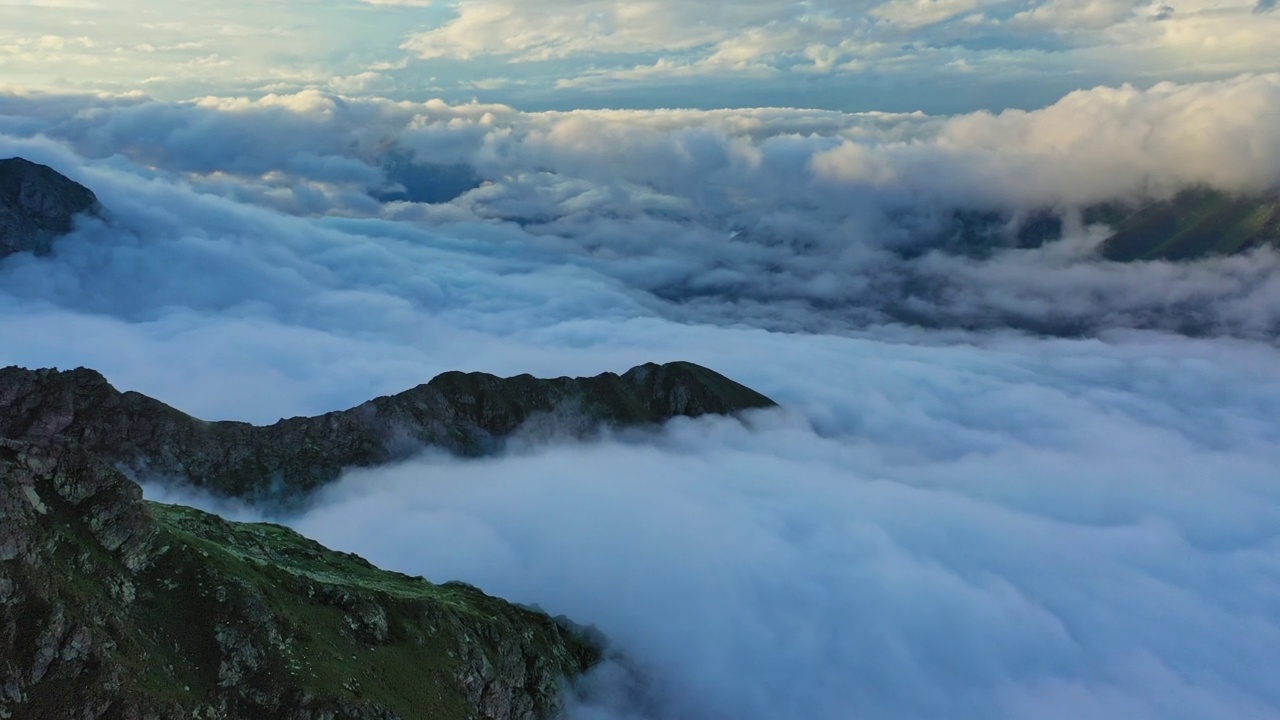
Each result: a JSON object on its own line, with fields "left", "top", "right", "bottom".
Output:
{"left": 389, "top": 0, "right": 1280, "bottom": 99}
{"left": 2, "top": 76, "right": 1280, "bottom": 364}
{"left": 146, "top": 326, "right": 1280, "bottom": 720}
{"left": 401, "top": 0, "right": 831, "bottom": 61}
{"left": 3, "top": 0, "right": 1278, "bottom": 112}
{"left": 870, "top": 0, "right": 987, "bottom": 29}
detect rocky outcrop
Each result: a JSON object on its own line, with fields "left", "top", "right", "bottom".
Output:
{"left": 0, "top": 157, "right": 101, "bottom": 258}
{"left": 0, "top": 362, "right": 776, "bottom": 500}
{"left": 0, "top": 437, "right": 601, "bottom": 720}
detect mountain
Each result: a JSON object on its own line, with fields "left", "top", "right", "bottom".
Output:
{"left": 1098, "top": 187, "right": 1280, "bottom": 261}
{"left": 893, "top": 188, "right": 1280, "bottom": 263}
{"left": 0, "top": 436, "right": 601, "bottom": 720}
{"left": 0, "top": 157, "right": 102, "bottom": 258}
{"left": 0, "top": 363, "right": 777, "bottom": 501}
{"left": 0, "top": 360, "right": 772, "bottom": 717}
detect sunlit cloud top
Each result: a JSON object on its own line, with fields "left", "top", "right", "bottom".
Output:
{"left": 2, "top": 0, "right": 1278, "bottom": 111}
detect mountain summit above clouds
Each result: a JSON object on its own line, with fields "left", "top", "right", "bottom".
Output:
{"left": 0, "top": 362, "right": 777, "bottom": 501}
{"left": 0, "top": 360, "right": 770, "bottom": 717}
{"left": 0, "top": 157, "right": 101, "bottom": 259}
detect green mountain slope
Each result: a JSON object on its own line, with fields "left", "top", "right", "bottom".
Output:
{"left": 1, "top": 438, "right": 600, "bottom": 719}
{"left": 1099, "top": 188, "right": 1280, "bottom": 261}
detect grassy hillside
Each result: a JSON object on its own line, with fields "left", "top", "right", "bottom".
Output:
{"left": 1, "top": 439, "right": 601, "bottom": 719}
{"left": 1100, "top": 188, "right": 1280, "bottom": 261}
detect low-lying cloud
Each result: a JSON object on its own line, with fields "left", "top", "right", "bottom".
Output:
{"left": 148, "top": 330, "right": 1280, "bottom": 720}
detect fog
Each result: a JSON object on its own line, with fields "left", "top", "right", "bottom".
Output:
{"left": 5, "top": 74, "right": 1280, "bottom": 718}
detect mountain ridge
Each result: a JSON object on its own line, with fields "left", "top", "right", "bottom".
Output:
{"left": 0, "top": 362, "right": 777, "bottom": 500}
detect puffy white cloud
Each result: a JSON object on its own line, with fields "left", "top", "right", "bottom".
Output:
{"left": 814, "top": 74, "right": 1280, "bottom": 206}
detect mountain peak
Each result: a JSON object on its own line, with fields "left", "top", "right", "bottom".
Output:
{"left": 0, "top": 156, "right": 102, "bottom": 258}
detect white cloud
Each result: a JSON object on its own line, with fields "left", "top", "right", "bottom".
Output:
{"left": 147, "top": 328, "right": 1280, "bottom": 720}
{"left": 402, "top": 0, "right": 823, "bottom": 61}
{"left": 870, "top": 0, "right": 987, "bottom": 28}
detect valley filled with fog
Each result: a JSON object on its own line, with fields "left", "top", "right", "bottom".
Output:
{"left": 4, "top": 75, "right": 1280, "bottom": 719}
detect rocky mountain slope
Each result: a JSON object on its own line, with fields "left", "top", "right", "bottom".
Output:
{"left": 0, "top": 157, "right": 101, "bottom": 258}
{"left": 0, "top": 363, "right": 776, "bottom": 500}
{"left": 0, "top": 436, "right": 601, "bottom": 720}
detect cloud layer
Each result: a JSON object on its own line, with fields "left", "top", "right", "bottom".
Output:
{"left": 3, "top": 75, "right": 1280, "bottom": 360}
{"left": 2, "top": 66, "right": 1279, "bottom": 720}
{"left": 149, "top": 329, "right": 1280, "bottom": 720}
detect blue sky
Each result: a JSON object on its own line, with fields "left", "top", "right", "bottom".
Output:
{"left": 3, "top": 0, "right": 1278, "bottom": 112}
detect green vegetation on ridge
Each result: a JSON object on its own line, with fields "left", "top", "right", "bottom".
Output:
{"left": 1, "top": 440, "right": 601, "bottom": 720}
{"left": 1100, "top": 187, "right": 1280, "bottom": 261}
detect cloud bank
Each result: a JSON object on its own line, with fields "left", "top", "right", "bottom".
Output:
{"left": 149, "top": 330, "right": 1280, "bottom": 720}
{"left": 2, "top": 75, "right": 1280, "bottom": 364}
{"left": 2, "top": 64, "right": 1279, "bottom": 720}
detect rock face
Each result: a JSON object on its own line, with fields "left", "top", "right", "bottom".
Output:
{"left": 0, "top": 362, "right": 776, "bottom": 500}
{"left": 0, "top": 157, "right": 102, "bottom": 258}
{"left": 0, "top": 437, "right": 600, "bottom": 720}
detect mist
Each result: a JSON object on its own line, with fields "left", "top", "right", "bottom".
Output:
{"left": 4, "top": 72, "right": 1280, "bottom": 718}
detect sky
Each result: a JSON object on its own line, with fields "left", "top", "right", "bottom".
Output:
{"left": 4, "top": 1, "right": 1280, "bottom": 719}
{"left": 2, "top": 0, "right": 1279, "bottom": 112}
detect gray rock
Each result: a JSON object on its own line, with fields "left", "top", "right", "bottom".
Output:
{"left": 0, "top": 157, "right": 102, "bottom": 258}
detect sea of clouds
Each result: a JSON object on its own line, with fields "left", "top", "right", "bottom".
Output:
{"left": 4, "top": 75, "right": 1280, "bottom": 719}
